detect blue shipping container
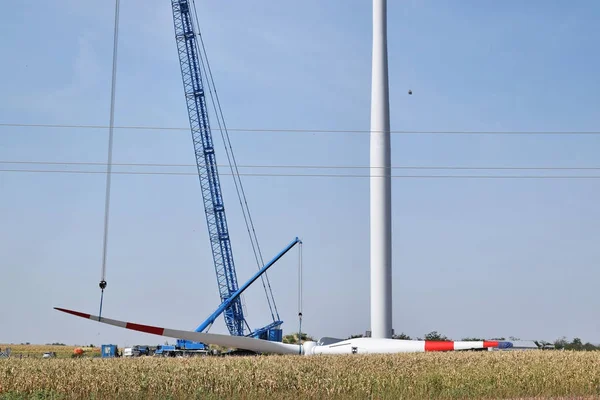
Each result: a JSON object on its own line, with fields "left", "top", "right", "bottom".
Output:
{"left": 101, "top": 344, "right": 117, "bottom": 358}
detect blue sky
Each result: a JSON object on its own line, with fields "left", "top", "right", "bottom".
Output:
{"left": 1, "top": 0, "right": 599, "bottom": 347}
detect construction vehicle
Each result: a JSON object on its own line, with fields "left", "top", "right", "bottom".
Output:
{"left": 122, "top": 345, "right": 152, "bottom": 357}
{"left": 154, "top": 340, "right": 210, "bottom": 357}
{"left": 166, "top": 0, "right": 301, "bottom": 349}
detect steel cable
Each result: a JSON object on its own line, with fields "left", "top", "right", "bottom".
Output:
{"left": 99, "top": 0, "right": 121, "bottom": 319}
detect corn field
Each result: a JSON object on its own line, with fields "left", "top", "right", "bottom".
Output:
{"left": 1, "top": 351, "right": 600, "bottom": 399}
{"left": 1, "top": 345, "right": 100, "bottom": 359}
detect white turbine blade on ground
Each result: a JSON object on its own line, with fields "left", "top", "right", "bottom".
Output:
{"left": 311, "top": 337, "right": 512, "bottom": 354}
{"left": 54, "top": 307, "right": 302, "bottom": 355}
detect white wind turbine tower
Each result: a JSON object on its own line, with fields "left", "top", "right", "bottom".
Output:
{"left": 370, "top": 0, "right": 393, "bottom": 339}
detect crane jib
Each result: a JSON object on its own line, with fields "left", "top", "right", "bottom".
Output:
{"left": 195, "top": 237, "right": 301, "bottom": 335}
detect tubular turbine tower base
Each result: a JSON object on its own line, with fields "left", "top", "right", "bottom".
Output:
{"left": 370, "top": 0, "right": 393, "bottom": 339}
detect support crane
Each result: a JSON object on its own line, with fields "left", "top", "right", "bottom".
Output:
{"left": 169, "top": 0, "right": 294, "bottom": 343}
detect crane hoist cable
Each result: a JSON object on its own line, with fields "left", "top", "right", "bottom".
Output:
{"left": 190, "top": 1, "right": 280, "bottom": 323}
{"left": 99, "top": 0, "right": 121, "bottom": 320}
{"left": 297, "top": 241, "right": 303, "bottom": 354}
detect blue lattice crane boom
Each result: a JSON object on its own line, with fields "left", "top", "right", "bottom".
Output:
{"left": 169, "top": 0, "right": 289, "bottom": 340}
{"left": 170, "top": 0, "right": 246, "bottom": 336}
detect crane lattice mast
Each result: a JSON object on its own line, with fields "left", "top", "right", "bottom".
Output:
{"left": 170, "top": 0, "right": 248, "bottom": 336}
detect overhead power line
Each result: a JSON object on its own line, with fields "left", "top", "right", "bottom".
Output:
{"left": 1, "top": 168, "right": 600, "bottom": 179}
{"left": 2, "top": 160, "right": 600, "bottom": 171}
{"left": 1, "top": 122, "right": 600, "bottom": 135}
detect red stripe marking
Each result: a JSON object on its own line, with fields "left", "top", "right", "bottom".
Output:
{"left": 54, "top": 307, "right": 91, "bottom": 320}
{"left": 125, "top": 322, "right": 165, "bottom": 336}
{"left": 483, "top": 341, "right": 499, "bottom": 348}
{"left": 424, "top": 341, "right": 455, "bottom": 351}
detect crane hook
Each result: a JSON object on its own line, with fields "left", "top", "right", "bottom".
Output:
{"left": 98, "top": 281, "right": 107, "bottom": 321}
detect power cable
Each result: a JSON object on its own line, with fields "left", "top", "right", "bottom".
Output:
{"left": 2, "top": 122, "right": 600, "bottom": 135}
{"left": 2, "top": 160, "right": 600, "bottom": 171}
{"left": 2, "top": 168, "right": 600, "bottom": 179}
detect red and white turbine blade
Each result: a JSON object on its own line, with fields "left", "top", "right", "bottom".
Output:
{"left": 54, "top": 307, "right": 511, "bottom": 355}
{"left": 310, "top": 338, "right": 507, "bottom": 354}
{"left": 54, "top": 307, "right": 302, "bottom": 355}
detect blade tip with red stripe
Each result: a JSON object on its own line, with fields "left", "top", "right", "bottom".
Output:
{"left": 54, "top": 307, "right": 92, "bottom": 320}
